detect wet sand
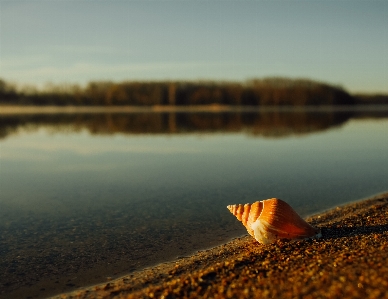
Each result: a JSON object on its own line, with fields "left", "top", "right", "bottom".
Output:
{"left": 52, "top": 192, "right": 388, "bottom": 299}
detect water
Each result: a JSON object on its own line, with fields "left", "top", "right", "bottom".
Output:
{"left": 0, "top": 108, "right": 387, "bottom": 298}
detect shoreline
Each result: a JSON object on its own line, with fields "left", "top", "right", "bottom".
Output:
{"left": 51, "top": 192, "right": 388, "bottom": 299}
{"left": 2, "top": 104, "right": 388, "bottom": 115}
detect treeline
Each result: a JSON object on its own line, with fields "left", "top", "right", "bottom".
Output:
{"left": 354, "top": 94, "right": 388, "bottom": 105}
{"left": 0, "top": 77, "right": 364, "bottom": 106}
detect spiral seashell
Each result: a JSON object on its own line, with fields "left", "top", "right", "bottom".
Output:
{"left": 227, "top": 198, "right": 321, "bottom": 245}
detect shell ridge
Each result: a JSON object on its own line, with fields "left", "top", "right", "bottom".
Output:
{"left": 259, "top": 200, "right": 264, "bottom": 218}
{"left": 242, "top": 203, "right": 251, "bottom": 227}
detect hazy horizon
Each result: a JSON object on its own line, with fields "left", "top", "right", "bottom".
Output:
{"left": 1, "top": 1, "right": 387, "bottom": 94}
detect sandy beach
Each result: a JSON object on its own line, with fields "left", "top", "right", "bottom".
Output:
{"left": 50, "top": 192, "right": 388, "bottom": 299}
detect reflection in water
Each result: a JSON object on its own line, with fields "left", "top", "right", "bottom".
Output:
{"left": 0, "top": 109, "right": 369, "bottom": 139}
{"left": 0, "top": 109, "right": 387, "bottom": 299}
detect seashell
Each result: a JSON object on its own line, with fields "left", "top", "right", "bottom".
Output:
{"left": 227, "top": 198, "right": 321, "bottom": 245}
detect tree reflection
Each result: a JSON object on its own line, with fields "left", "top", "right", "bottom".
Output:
{"left": 2, "top": 109, "right": 387, "bottom": 140}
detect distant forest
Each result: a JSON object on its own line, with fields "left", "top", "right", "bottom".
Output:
{"left": 1, "top": 77, "right": 387, "bottom": 106}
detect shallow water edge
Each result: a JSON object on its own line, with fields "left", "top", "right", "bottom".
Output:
{"left": 49, "top": 191, "right": 388, "bottom": 299}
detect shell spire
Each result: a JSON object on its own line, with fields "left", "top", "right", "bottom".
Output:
{"left": 227, "top": 198, "right": 321, "bottom": 245}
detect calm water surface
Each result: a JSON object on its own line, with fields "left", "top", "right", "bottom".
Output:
{"left": 0, "top": 109, "right": 387, "bottom": 298}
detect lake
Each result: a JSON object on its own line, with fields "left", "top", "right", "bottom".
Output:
{"left": 0, "top": 107, "right": 387, "bottom": 298}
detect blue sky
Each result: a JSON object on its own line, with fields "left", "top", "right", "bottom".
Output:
{"left": 1, "top": 1, "right": 387, "bottom": 93}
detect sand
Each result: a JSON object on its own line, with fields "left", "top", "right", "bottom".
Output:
{"left": 50, "top": 192, "right": 388, "bottom": 299}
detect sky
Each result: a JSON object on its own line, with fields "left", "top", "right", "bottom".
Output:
{"left": 0, "top": 0, "right": 387, "bottom": 94}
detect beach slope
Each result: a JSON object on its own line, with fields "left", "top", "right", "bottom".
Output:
{"left": 53, "top": 193, "right": 388, "bottom": 299}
